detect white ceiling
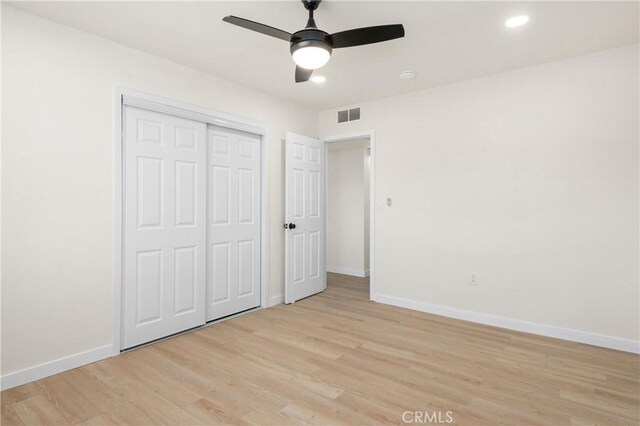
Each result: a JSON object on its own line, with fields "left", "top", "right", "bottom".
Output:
{"left": 8, "top": 1, "right": 639, "bottom": 111}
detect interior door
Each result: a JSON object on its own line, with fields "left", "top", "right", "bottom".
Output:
{"left": 123, "top": 106, "right": 206, "bottom": 349}
{"left": 285, "top": 132, "right": 326, "bottom": 303}
{"left": 207, "top": 126, "right": 261, "bottom": 320}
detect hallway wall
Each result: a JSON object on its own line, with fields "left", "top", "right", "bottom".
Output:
{"left": 326, "top": 139, "right": 370, "bottom": 277}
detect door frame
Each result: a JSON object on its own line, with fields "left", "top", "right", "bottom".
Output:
{"left": 113, "top": 87, "right": 270, "bottom": 354}
{"left": 321, "top": 130, "right": 376, "bottom": 301}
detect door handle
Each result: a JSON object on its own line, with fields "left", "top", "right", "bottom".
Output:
{"left": 288, "top": 223, "right": 296, "bottom": 229}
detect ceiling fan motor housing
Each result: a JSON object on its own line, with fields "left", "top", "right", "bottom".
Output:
{"left": 290, "top": 29, "right": 333, "bottom": 57}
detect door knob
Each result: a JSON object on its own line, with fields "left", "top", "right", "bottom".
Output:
{"left": 288, "top": 223, "right": 296, "bottom": 229}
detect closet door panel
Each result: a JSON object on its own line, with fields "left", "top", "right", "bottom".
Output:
{"left": 123, "top": 106, "right": 206, "bottom": 349}
{"left": 207, "top": 127, "right": 261, "bottom": 321}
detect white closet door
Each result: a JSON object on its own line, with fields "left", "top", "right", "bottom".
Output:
{"left": 123, "top": 106, "right": 206, "bottom": 349}
{"left": 207, "top": 126, "right": 261, "bottom": 321}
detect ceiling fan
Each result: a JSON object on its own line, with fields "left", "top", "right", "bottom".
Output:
{"left": 223, "top": 0, "right": 405, "bottom": 83}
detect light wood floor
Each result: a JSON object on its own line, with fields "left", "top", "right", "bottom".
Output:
{"left": 2, "top": 273, "right": 639, "bottom": 425}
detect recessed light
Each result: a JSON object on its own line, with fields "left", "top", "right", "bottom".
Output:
{"left": 505, "top": 15, "right": 529, "bottom": 28}
{"left": 310, "top": 75, "right": 326, "bottom": 84}
{"left": 399, "top": 71, "right": 415, "bottom": 80}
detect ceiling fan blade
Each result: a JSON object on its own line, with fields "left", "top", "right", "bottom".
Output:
{"left": 295, "top": 66, "right": 313, "bottom": 83}
{"left": 222, "top": 15, "right": 292, "bottom": 42}
{"left": 331, "top": 24, "right": 405, "bottom": 48}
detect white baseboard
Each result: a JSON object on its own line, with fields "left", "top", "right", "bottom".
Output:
{"left": 267, "top": 293, "right": 284, "bottom": 307}
{"left": 0, "top": 344, "right": 114, "bottom": 391}
{"left": 327, "top": 266, "right": 369, "bottom": 278}
{"left": 374, "top": 293, "right": 640, "bottom": 354}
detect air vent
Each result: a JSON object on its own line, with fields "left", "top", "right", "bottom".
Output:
{"left": 337, "top": 107, "right": 361, "bottom": 123}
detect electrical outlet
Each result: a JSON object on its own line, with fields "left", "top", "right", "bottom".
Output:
{"left": 470, "top": 273, "right": 478, "bottom": 286}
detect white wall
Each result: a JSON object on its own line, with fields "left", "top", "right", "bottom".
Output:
{"left": 319, "top": 45, "right": 640, "bottom": 348}
{"left": 1, "top": 6, "right": 317, "bottom": 378}
{"left": 327, "top": 140, "right": 370, "bottom": 276}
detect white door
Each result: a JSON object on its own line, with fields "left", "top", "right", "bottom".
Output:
{"left": 285, "top": 132, "right": 326, "bottom": 303}
{"left": 207, "top": 126, "right": 261, "bottom": 320}
{"left": 123, "top": 106, "right": 206, "bottom": 349}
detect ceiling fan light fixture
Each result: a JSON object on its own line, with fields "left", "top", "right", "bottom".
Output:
{"left": 291, "top": 40, "right": 332, "bottom": 70}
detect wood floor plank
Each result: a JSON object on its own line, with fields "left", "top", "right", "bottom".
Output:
{"left": 2, "top": 273, "right": 638, "bottom": 425}
{"left": 11, "top": 396, "right": 68, "bottom": 425}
